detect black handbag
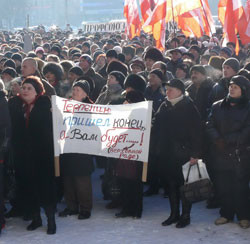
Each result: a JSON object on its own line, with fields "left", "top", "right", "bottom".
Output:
{"left": 180, "top": 163, "right": 213, "bottom": 203}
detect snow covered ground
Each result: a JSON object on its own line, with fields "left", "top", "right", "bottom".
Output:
{"left": 1, "top": 169, "right": 250, "bottom": 244}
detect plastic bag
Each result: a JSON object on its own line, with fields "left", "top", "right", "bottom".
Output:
{"left": 182, "top": 159, "right": 210, "bottom": 183}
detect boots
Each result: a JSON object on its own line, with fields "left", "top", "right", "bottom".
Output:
{"left": 162, "top": 190, "right": 180, "bottom": 226}
{"left": 27, "top": 213, "right": 42, "bottom": 231}
{"left": 176, "top": 197, "right": 192, "bottom": 228}
{"left": 45, "top": 207, "right": 56, "bottom": 235}
{"left": 176, "top": 214, "right": 191, "bottom": 228}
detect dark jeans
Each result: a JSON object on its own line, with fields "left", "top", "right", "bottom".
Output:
{"left": 215, "top": 168, "right": 250, "bottom": 220}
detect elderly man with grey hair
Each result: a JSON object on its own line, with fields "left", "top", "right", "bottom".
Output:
{"left": 21, "top": 58, "right": 55, "bottom": 97}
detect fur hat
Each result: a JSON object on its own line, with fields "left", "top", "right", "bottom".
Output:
{"left": 73, "top": 80, "right": 90, "bottom": 96}
{"left": 223, "top": 58, "right": 240, "bottom": 73}
{"left": 42, "top": 62, "right": 64, "bottom": 81}
{"left": 208, "top": 56, "right": 226, "bottom": 71}
{"left": 124, "top": 74, "right": 146, "bottom": 93}
{"left": 125, "top": 90, "right": 145, "bottom": 103}
{"left": 144, "top": 48, "right": 163, "bottom": 62}
{"left": 130, "top": 59, "right": 145, "bottom": 71}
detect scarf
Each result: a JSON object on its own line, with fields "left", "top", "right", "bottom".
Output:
{"left": 167, "top": 94, "right": 184, "bottom": 106}
{"left": 18, "top": 94, "right": 41, "bottom": 128}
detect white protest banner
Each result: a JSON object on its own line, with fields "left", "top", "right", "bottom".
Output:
{"left": 52, "top": 96, "right": 152, "bottom": 163}
{"left": 82, "top": 20, "right": 126, "bottom": 33}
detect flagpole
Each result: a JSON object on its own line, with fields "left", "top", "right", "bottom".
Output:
{"left": 200, "top": 0, "right": 216, "bottom": 44}
{"left": 171, "top": 0, "right": 176, "bottom": 47}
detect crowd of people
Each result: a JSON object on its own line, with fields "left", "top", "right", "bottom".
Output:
{"left": 0, "top": 25, "right": 250, "bottom": 236}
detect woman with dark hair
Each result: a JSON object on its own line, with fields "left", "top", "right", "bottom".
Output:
{"left": 59, "top": 80, "right": 94, "bottom": 220}
{"left": 8, "top": 76, "right": 57, "bottom": 234}
{"left": 42, "top": 62, "right": 64, "bottom": 97}
{"left": 206, "top": 75, "right": 250, "bottom": 229}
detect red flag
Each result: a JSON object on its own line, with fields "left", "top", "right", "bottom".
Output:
{"left": 143, "top": 0, "right": 167, "bottom": 51}
{"left": 124, "top": 0, "right": 141, "bottom": 39}
{"left": 218, "top": 0, "right": 244, "bottom": 54}
{"left": 238, "top": 0, "right": 250, "bottom": 45}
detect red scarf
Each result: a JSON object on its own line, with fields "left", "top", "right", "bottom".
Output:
{"left": 18, "top": 94, "right": 41, "bottom": 128}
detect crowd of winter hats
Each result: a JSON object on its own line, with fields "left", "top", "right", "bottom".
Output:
{"left": 0, "top": 24, "right": 249, "bottom": 103}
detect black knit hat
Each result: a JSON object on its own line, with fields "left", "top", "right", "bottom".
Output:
{"left": 4, "top": 59, "right": 16, "bottom": 70}
{"left": 220, "top": 47, "right": 232, "bottom": 57}
{"left": 11, "top": 53, "right": 22, "bottom": 63}
{"left": 82, "top": 41, "right": 90, "bottom": 49}
{"left": 230, "top": 75, "right": 250, "bottom": 99}
{"left": 223, "top": 58, "right": 240, "bottom": 73}
{"left": 165, "top": 79, "right": 185, "bottom": 94}
{"left": 76, "top": 76, "right": 95, "bottom": 94}
{"left": 176, "top": 63, "right": 189, "bottom": 74}
{"left": 42, "top": 62, "right": 64, "bottom": 81}
{"left": 189, "top": 45, "right": 201, "bottom": 54}
{"left": 144, "top": 47, "right": 163, "bottom": 62}
{"left": 209, "top": 56, "right": 226, "bottom": 71}
{"left": 80, "top": 54, "right": 92, "bottom": 65}
{"left": 73, "top": 80, "right": 90, "bottom": 96}
{"left": 124, "top": 74, "right": 146, "bottom": 93}
{"left": 69, "top": 66, "right": 84, "bottom": 76}
{"left": 107, "top": 60, "right": 128, "bottom": 77}
{"left": 2, "top": 67, "right": 17, "bottom": 78}
{"left": 190, "top": 65, "right": 207, "bottom": 76}
{"left": 106, "top": 49, "right": 118, "bottom": 59}
{"left": 150, "top": 68, "right": 164, "bottom": 81}
{"left": 109, "top": 71, "right": 125, "bottom": 87}
{"left": 51, "top": 45, "right": 61, "bottom": 55}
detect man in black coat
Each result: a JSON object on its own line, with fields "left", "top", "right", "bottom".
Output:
{"left": 187, "top": 65, "right": 214, "bottom": 122}
{"left": 151, "top": 79, "right": 202, "bottom": 228}
{"left": 0, "top": 88, "right": 11, "bottom": 234}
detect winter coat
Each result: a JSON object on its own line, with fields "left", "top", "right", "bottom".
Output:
{"left": 8, "top": 95, "right": 56, "bottom": 207}
{"left": 209, "top": 77, "right": 230, "bottom": 106}
{"left": 187, "top": 78, "right": 214, "bottom": 122}
{"left": 95, "top": 84, "right": 124, "bottom": 105}
{"left": 151, "top": 96, "right": 202, "bottom": 177}
{"left": 0, "top": 90, "right": 11, "bottom": 162}
{"left": 206, "top": 98, "right": 250, "bottom": 172}
{"left": 84, "top": 68, "right": 106, "bottom": 102}
{"left": 144, "top": 86, "right": 165, "bottom": 112}
{"left": 166, "top": 58, "right": 183, "bottom": 75}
